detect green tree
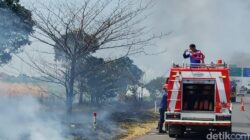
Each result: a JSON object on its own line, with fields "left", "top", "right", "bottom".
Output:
{"left": 145, "top": 77, "right": 166, "bottom": 100}
{"left": 77, "top": 56, "right": 143, "bottom": 104}
{"left": 0, "top": 0, "right": 33, "bottom": 64}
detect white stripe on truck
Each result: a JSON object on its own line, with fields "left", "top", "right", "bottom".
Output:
{"left": 169, "top": 75, "right": 180, "bottom": 113}
{"left": 211, "top": 72, "right": 227, "bottom": 103}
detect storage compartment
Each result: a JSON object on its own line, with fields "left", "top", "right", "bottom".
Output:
{"left": 182, "top": 80, "right": 215, "bottom": 111}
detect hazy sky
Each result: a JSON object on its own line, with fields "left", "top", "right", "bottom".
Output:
{"left": 2, "top": 0, "right": 250, "bottom": 81}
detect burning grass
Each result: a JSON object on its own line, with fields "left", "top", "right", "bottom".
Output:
{"left": 68, "top": 102, "right": 158, "bottom": 140}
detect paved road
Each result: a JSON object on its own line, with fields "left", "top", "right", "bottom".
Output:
{"left": 136, "top": 95, "right": 250, "bottom": 140}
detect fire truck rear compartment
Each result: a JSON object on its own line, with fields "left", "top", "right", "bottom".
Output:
{"left": 182, "top": 80, "right": 215, "bottom": 111}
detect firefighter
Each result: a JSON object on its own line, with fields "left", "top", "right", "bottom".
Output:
{"left": 183, "top": 44, "right": 205, "bottom": 67}
{"left": 158, "top": 83, "right": 168, "bottom": 133}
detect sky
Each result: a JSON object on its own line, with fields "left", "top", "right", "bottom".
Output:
{"left": 2, "top": 0, "right": 250, "bottom": 81}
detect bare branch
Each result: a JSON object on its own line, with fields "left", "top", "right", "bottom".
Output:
{"left": 28, "top": 0, "right": 165, "bottom": 112}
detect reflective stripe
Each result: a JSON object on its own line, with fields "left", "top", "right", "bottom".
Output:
{"left": 169, "top": 75, "right": 180, "bottom": 113}
{"left": 165, "top": 120, "right": 231, "bottom": 126}
{"left": 211, "top": 72, "right": 227, "bottom": 103}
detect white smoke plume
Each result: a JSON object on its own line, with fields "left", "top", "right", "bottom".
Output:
{"left": 0, "top": 96, "right": 65, "bottom": 140}
{"left": 132, "top": 0, "right": 250, "bottom": 79}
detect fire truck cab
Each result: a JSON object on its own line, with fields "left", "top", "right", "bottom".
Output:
{"left": 165, "top": 62, "right": 232, "bottom": 137}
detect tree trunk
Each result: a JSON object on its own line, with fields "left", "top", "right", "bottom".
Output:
{"left": 78, "top": 81, "right": 84, "bottom": 105}
{"left": 66, "top": 87, "right": 73, "bottom": 113}
{"left": 66, "top": 58, "right": 76, "bottom": 114}
{"left": 78, "top": 92, "right": 83, "bottom": 105}
{"left": 90, "top": 94, "right": 93, "bottom": 104}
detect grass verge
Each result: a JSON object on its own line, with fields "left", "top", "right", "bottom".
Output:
{"left": 114, "top": 109, "right": 158, "bottom": 140}
{"left": 118, "top": 121, "right": 157, "bottom": 140}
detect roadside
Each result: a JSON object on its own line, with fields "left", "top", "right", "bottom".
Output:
{"left": 61, "top": 101, "right": 160, "bottom": 140}
{"left": 119, "top": 121, "right": 156, "bottom": 140}
{"left": 134, "top": 96, "right": 250, "bottom": 140}
{"left": 113, "top": 108, "right": 159, "bottom": 140}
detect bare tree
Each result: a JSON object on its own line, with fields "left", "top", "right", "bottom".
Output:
{"left": 30, "top": 0, "right": 164, "bottom": 113}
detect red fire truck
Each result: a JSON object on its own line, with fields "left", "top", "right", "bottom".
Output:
{"left": 164, "top": 61, "right": 232, "bottom": 138}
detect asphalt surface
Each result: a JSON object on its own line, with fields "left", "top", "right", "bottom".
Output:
{"left": 135, "top": 95, "right": 250, "bottom": 140}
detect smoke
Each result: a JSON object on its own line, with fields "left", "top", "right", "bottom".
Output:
{"left": 153, "top": 0, "right": 250, "bottom": 59}
{"left": 3, "top": 0, "right": 250, "bottom": 80}
{"left": 0, "top": 94, "right": 129, "bottom": 140}
{"left": 63, "top": 102, "right": 152, "bottom": 140}
{"left": 0, "top": 96, "right": 65, "bottom": 140}
{"left": 131, "top": 0, "right": 250, "bottom": 79}
{"left": 229, "top": 52, "right": 250, "bottom": 67}
{"left": 66, "top": 109, "right": 121, "bottom": 140}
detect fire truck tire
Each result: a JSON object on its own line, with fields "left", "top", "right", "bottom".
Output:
{"left": 168, "top": 126, "right": 184, "bottom": 138}
{"left": 169, "top": 133, "right": 176, "bottom": 138}
{"left": 165, "top": 124, "right": 169, "bottom": 134}
{"left": 227, "top": 126, "right": 232, "bottom": 134}
{"left": 217, "top": 126, "right": 232, "bottom": 134}
{"left": 176, "top": 130, "right": 184, "bottom": 138}
{"left": 168, "top": 126, "right": 176, "bottom": 138}
{"left": 168, "top": 131, "right": 184, "bottom": 138}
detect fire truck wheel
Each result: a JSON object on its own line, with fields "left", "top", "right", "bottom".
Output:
{"left": 168, "top": 126, "right": 184, "bottom": 138}
{"left": 217, "top": 126, "right": 232, "bottom": 134}
{"left": 227, "top": 126, "right": 232, "bottom": 134}
{"left": 165, "top": 124, "right": 169, "bottom": 134}
{"left": 168, "top": 132, "right": 184, "bottom": 138}
{"left": 168, "top": 126, "right": 176, "bottom": 138}
{"left": 169, "top": 133, "right": 176, "bottom": 138}
{"left": 176, "top": 130, "right": 184, "bottom": 138}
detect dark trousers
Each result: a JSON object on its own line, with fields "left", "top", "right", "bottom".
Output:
{"left": 159, "top": 108, "right": 165, "bottom": 131}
